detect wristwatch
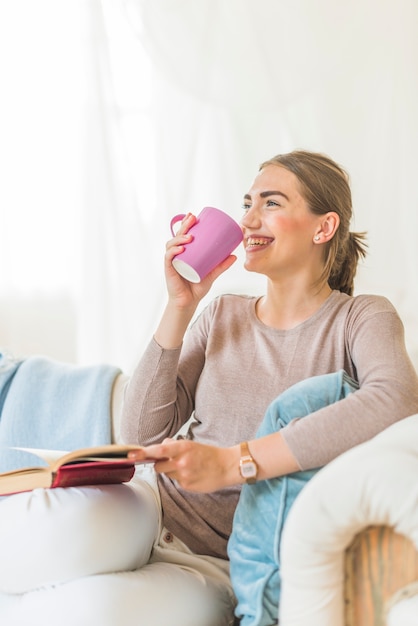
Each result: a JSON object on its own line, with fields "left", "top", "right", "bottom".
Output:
{"left": 239, "top": 441, "right": 258, "bottom": 484}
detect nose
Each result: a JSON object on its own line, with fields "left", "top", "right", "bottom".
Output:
{"left": 240, "top": 204, "right": 261, "bottom": 230}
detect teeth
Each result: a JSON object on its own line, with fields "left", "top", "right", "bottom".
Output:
{"left": 247, "top": 238, "right": 269, "bottom": 246}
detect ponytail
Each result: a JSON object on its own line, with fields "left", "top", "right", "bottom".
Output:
{"left": 327, "top": 232, "right": 368, "bottom": 296}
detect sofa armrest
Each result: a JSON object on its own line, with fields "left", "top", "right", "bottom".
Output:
{"left": 279, "top": 414, "right": 418, "bottom": 626}
{"left": 345, "top": 525, "right": 418, "bottom": 625}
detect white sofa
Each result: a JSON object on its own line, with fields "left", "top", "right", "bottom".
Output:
{"left": 0, "top": 365, "right": 417, "bottom": 625}
{"left": 0, "top": 371, "right": 236, "bottom": 626}
{"left": 279, "top": 413, "right": 418, "bottom": 626}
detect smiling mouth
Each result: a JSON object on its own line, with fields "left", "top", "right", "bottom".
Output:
{"left": 245, "top": 237, "right": 274, "bottom": 250}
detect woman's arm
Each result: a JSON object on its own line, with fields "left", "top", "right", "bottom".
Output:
{"left": 282, "top": 299, "right": 418, "bottom": 469}
{"left": 128, "top": 431, "right": 299, "bottom": 492}
{"left": 120, "top": 213, "right": 237, "bottom": 445}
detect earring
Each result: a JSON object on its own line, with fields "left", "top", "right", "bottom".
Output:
{"left": 314, "top": 235, "right": 320, "bottom": 242}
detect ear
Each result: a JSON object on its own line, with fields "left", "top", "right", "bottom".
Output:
{"left": 313, "top": 212, "right": 340, "bottom": 244}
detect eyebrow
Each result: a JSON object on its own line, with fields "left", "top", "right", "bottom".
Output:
{"left": 244, "top": 190, "right": 290, "bottom": 201}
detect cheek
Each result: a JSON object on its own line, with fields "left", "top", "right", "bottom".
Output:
{"left": 277, "top": 214, "right": 317, "bottom": 236}
{"left": 271, "top": 215, "right": 300, "bottom": 235}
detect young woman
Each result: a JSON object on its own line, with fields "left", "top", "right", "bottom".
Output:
{"left": 122, "top": 150, "right": 418, "bottom": 624}
{"left": 8, "top": 151, "right": 418, "bottom": 626}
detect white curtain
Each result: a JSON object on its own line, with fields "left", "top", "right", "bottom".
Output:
{"left": 81, "top": 0, "right": 418, "bottom": 371}
{"left": 0, "top": 0, "right": 83, "bottom": 362}
{"left": 78, "top": 0, "right": 166, "bottom": 369}
{"left": 1, "top": 1, "right": 417, "bottom": 370}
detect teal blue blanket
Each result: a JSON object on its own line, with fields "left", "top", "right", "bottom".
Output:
{"left": 0, "top": 351, "right": 121, "bottom": 473}
{"left": 228, "top": 370, "right": 358, "bottom": 626}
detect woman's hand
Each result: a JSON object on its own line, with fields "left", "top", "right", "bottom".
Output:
{"left": 128, "top": 438, "right": 242, "bottom": 493}
{"left": 164, "top": 213, "right": 237, "bottom": 311}
{"left": 154, "top": 213, "right": 238, "bottom": 349}
{"left": 129, "top": 432, "right": 300, "bottom": 490}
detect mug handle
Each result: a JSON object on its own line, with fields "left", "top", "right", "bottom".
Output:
{"left": 170, "top": 213, "right": 186, "bottom": 236}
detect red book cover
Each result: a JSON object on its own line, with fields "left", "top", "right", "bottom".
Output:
{"left": 51, "top": 460, "right": 136, "bottom": 488}
{"left": 0, "top": 444, "right": 159, "bottom": 495}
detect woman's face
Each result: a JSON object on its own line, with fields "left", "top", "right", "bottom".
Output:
{"left": 240, "top": 164, "right": 324, "bottom": 280}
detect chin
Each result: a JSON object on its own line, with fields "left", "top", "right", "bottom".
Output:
{"left": 243, "top": 259, "right": 264, "bottom": 275}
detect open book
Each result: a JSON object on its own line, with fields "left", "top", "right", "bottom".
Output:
{"left": 0, "top": 444, "right": 156, "bottom": 496}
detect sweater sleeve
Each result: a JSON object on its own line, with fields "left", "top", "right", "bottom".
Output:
{"left": 281, "top": 297, "right": 418, "bottom": 469}
{"left": 120, "top": 306, "right": 211, "bottom": 445}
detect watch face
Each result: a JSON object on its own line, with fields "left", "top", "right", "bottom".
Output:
{"left": 240, "top": 460, "right": 257, "bottom": 478}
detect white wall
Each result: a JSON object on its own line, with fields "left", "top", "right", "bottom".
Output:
{"left": 0, "top": 294, "right": 77, "bottom": 363}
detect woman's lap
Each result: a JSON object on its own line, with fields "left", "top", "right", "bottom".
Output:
{"left": 0, "top": 478, "right": 159, "bottom": 593}
{"left": 0, "top": 562, "right": 235, "bottom": 626}
{"left": 0, "top": 465, "right": 235, "bottom": 626}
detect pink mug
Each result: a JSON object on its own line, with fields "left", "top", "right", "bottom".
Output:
{"left": 170, "top": 207, "right": 243, "bottom": 283}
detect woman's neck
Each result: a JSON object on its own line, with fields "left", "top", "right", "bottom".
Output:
{"left": 256, "top": 281, "right": 333, "bottom": 330}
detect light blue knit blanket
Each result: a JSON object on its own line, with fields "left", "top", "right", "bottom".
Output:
{"left": 228, "top": 370, "right": 359, "bottom": 626}
{"left": 0, "top": 351, "right": 121, "bottom": 473}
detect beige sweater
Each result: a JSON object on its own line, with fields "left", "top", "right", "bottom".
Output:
{"left": 121, "top": 291, "right": 418, "bottom": 559}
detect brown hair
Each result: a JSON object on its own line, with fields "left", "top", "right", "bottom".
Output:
{"left": 260, "top": 150, "right": 367, "bottom": 295}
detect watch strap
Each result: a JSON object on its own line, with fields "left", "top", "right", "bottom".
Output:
{"left": 239, "top": 441, "right": 258, "bottom": 484}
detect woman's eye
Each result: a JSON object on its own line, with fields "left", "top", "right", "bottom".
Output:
{"left": 242, "top": 203, "right": 251, "bottom": 211}
{"left": 266, "top": 199, "right": 280, "bottom": 208}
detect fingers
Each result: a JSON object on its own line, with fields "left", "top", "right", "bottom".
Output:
{"left": 165, "top": 239, "right": 190, "bottom": 268}
{"left": 128, "top": 439, "right": 182, "bottom": 463}
{"left": 164, "top": 215, "right": 196, "bottom": 275}
{"left": 166, "top": 213, "right": 197, "bottom": 249}
{"left": 129, "top": 440, "right": 193, "bottom": 482}
{"left": 176, "top": 213, "right": 196, "bottom": 236}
